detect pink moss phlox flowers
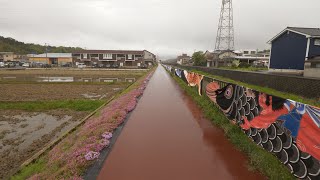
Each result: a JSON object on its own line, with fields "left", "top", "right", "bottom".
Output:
{"left": 102, "top": 132, "right": 113, "bottom": 140}
{"left": 100, "top": 139, "right": 110, "bottom": 147}
{"left": 126, "top": 99, "right": 137, "bottom": 112}
{"left": 85, "top": 151, "right": 100, "bottom": 161}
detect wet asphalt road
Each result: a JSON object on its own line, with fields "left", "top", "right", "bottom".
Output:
{"left": 97, "top": 66, "right": 264, "bottom": 180}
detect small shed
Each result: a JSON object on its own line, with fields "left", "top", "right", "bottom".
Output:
{"left": 268, "top": 27, "right": 320, "bottom": 74}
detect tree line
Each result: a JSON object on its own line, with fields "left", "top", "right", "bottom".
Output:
{"left": 0, "top": 36, "right": 83, "bottom": 54}
{"left": 192, "top": 51, "right": 206, "bottom": 66}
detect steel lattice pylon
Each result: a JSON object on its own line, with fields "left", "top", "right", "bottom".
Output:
{"left": 215, "top": 0, "right": 234, "bottom": 51}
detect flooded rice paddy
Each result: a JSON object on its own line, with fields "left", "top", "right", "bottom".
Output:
{"left": 0, "top": 110, "right": 88, "bottom": 179}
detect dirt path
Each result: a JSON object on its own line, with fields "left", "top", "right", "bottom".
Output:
{"left": 97, "top": 66, "right": 265, "bottom": 180}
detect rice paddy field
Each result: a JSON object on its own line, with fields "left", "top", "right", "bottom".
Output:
{"left": 0, "top": 69, "right": 148, "bottom": 179}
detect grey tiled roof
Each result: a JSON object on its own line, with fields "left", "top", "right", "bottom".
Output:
{"left": 288, "top": 27, "right": 320, "bottom": 37}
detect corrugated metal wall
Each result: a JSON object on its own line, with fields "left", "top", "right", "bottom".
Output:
{"left": 308, "top": 39, "right": 320, "bottom": 57}
{"left": 270, "top": 32, "right": 307, "bottom": 70}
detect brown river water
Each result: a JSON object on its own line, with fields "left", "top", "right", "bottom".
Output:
{"left": 97, "top": 66, "right": 265, "bottom": 180}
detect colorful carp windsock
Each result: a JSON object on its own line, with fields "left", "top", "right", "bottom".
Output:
{"left": 183, "top": 70, "right": 204, "bottom": 96}
{"left": 205, "top": 80, "right": 320, "bottom": 179}
{"left": 164, "top": 65, "right": 320, "bottom": 179}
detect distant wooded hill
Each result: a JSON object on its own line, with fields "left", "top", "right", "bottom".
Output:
{"left": 164, "top": 58, "right": 178, "bottom": 64}
{"left": 0, "top": 36, "right": 83, "bottom": 54}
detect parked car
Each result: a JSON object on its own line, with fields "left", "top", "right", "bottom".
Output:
{"left": 22, "top": 63, "right": 30, "bottom": 68}
{"left": 5, "top": 62, "right": 16, "bottom": 68}
{"left": 0, "top": 62, "right": 4, "bottom": 68}
{"left": 42, "top": 64, "right": 52, "bottom": 68}
{"left": 77, "top": 63, "right": 86, "bottom": 68}
{"left": 62, "top": 63, "right": 72, "bottom": 67}
{"left": 111, "top": 64, "right": 119, "bottom": 68}
{"left": 139, "top": 64, "right": 147, "bottom": 69}
{"left": 105, "top": 64, "right": 111, "bottom": 68}
{"left": 34, "top": 62, "right": 44, "bottom": 68}
{"left": 18, "top": 61, "right": 25, "bottom": 66}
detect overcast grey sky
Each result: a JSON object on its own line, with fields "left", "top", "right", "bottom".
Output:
{"left": 0, "top": 0, "right": 319, "bottom": 58}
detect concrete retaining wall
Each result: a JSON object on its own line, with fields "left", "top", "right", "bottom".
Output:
{"left": 176, "top": 65, "right": 320, "bottom": 99}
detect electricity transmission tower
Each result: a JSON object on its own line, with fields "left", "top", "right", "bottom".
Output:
{"left": 215, "top": 0, "right": 234, "bottom": 51}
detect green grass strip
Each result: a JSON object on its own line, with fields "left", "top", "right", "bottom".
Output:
{"left": 11, "top": 157, "right": 46, "bottom": 180}
{"left": 219, "top": 66, "right": 268, "bottom": 72}
{"left": 169, "top": 72, "right": 294, "bottom": 180}
{"left": 0, "top": 100, "right": 105, "bottom": 112}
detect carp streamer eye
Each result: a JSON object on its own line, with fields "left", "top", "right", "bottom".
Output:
{"left": 224, "top": 85, "right": 233, "bottom": 99}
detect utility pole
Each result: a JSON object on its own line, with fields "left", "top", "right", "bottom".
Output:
{"left": 45, "top": 43, "right": 48, "bottom": 59}
{"left": 215, "top": 0, "right": 234, "bottom": 52}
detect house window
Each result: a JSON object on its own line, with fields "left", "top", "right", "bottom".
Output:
{"left": 103, "top": 54, "right": 112, "bottom": 59}
{"left": 128, "top": 54, "right": 132, "bottom": 60}
{"left": 315, "top": 39, "right": 320, "bottom": 46}
{"left": 83, "top": 54, "right": 87, "bottom": 59}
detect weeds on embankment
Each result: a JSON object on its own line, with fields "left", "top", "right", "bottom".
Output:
{"left": 170, "top": 73, "right": 294, "bottom": 180}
